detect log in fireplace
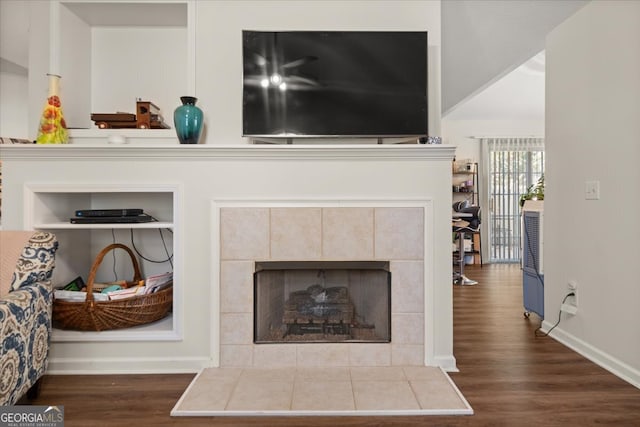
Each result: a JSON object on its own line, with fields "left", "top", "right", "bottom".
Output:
{"left": 254, "top": 261, "right": 391, "bottom": 344}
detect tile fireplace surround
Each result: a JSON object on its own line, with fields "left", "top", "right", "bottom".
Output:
{"left": 218, "top": 206, "right": 426, "bottom": 367}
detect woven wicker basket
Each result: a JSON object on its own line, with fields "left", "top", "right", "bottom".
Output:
{"left": 52, "top": 243, "right": 173, "bottom": 331}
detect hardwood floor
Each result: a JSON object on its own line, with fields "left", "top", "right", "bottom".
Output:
{"left": 29, "top": 264, "right": 640, "bottom": 426}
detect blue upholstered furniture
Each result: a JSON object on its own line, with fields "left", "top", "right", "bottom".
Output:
{"left": 0, "top": 231, "right": 58, "bottom": 406}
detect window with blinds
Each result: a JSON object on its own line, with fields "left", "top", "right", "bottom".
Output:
{"left": 483, "top": 138, "right": 544, "bottom": 263}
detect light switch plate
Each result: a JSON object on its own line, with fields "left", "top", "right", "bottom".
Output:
{"left": 585, "top": 180, "right": 600, "bottom": 200}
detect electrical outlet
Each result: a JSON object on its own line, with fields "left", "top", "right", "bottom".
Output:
{"left": 566, "top": 280, "right": 578, "bottom": 309}
{"left": 561, "top": 303, "right": 578, "bottom": 315}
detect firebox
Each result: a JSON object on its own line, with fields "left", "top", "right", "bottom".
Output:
{"left": 254, "top": 261, "right": 391, "bottom": 344}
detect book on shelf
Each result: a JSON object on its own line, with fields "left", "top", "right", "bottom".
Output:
{"left": 54, "top": 289, "right": 109, "bottom": 302}
{"left": 54, "top": 272, "right": 172, "bottom": 302}
{"left": 106, "top": 285, "right": 146, "bottom": 300}
{"left": 144, "top": 271, "right": 173, "bottom": 294}
{"left": 0, "top": 137, "right": 34, "bottom": 144}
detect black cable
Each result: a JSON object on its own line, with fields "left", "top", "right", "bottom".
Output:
{"left": 535, "top": 292, "right": 575, "bottom": 337}
{"left": 102, "top": 227, "right": 172, "bottom": 283}
{"left": 156, "top": 228, "right": 173, "bottom": 269}
{"left": 128, "top": 228, "right": 173, "bottom": 268}
{"left": 111, "top": 228, "right": 118, "bottom": 281}
{"left": 160, "top": 228, "right": 173, "bottom": 269}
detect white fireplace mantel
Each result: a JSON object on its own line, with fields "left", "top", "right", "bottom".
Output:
{"left": 0, "top": 143, "right": 455, "bottom": 161}
{"left": 0, "top": 143, "right": 457, "bottom": 373}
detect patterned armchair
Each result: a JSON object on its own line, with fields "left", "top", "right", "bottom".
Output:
{"left": 0, "top": 231, "right": 58, "bottom": 406}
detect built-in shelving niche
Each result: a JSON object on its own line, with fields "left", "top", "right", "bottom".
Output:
{"left": 54, "top": 0, "right": 194, "bottom": 144}
{"left": 25, "top": 183, "right": 181, "bottom": 342}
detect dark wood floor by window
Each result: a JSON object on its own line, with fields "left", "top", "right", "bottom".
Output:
{"left": 29, "top": 264, "right": 640, "bottom": 426}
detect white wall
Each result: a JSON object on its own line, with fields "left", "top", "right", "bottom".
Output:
{"left": 195, "top": 0, "right": 441, "bottom": 145}
{"left": 0, "top": 0, "right": 30, "bottom": 68}
{"left": 0, "top": 1, "right": 50, "bottom": 139}
{"left": 0, "top": 0, "right": 30, "bottom": 138}
{"left": 0, "top": 72, "right": 29, "bottom": 138}
{"left": 545, "top": 0, "right": 640, "bottom": 387}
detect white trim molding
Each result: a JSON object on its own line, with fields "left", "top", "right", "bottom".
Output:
{"left": 0, "top": 144, "right": 456, "bottom": 161}
{"left": 542, "top": 321, "right": 640, "bottom": 389}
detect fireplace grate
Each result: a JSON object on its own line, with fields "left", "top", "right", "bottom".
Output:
{"left": 285, "top": 321, "right": 350, "bottom": 337}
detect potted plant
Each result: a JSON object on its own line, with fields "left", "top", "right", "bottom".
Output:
{"left": 519, "top": 175, "right": 544, "bottom": 207}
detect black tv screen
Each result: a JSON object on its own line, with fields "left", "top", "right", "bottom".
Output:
{"left": 242, "top": 31, "right": 428, "bottom": 138}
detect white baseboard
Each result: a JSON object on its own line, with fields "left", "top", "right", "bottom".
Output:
{"left": 541, "top": 320, "right": 640, "bottom": 389}
{"left": 433, "top": 355, "right": 458, "bottom": 373}
{"left": 47, "top": 354, "right": 460, "bottom": 375}
{"left": 47, "top": 356, "right": 211, "bottom": 375}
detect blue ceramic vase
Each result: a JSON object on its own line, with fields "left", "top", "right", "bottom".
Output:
{"left": 174, "top": 96, "right": 203, "bottom": 144}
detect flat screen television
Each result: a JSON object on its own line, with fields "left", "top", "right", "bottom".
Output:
{"left": 242, "top": 30, "right": 428, "bottom": 139}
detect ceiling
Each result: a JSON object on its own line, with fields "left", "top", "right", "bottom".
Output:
{"left": 443, "top": 50, "right": 546, "bottom": 121}
{"left": 441, "top": 0, "right": 588, "bottom": 120}
{"left": 0, "top": 0, "right": 30, "bottom": 71}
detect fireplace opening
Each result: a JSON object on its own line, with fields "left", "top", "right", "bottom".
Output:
{"left": 254, "top": 261, "right": 391, "bottom": 344}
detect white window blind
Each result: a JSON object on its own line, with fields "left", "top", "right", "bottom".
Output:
{"left": 481, "top": 138, "right": 544, "bottom": 262}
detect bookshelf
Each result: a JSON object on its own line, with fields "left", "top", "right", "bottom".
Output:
{"left": 452, "top": 161, "right": 478, "bottom": 206}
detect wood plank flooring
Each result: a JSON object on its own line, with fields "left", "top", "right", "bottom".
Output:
{"left": 27, "top": 264, "right": 640, "bottom": 426}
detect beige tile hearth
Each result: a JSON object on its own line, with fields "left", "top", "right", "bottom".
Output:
{"left": 172, "top": 366, "right": 472, "bottom": 416}
{"left": 352, "top": 380, "right": 421, "bottom": 410}
{"left": 292, "top": 380, "right": 355, "bottom": 411}
{"left": 227, "top": 379, "right": 293, "bottom": 411}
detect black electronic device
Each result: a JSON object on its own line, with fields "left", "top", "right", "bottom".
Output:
{"left": 74, "top": 208, "right": 144, "bottom": 217}
{"left": 242, "top": 30, "right": 428, "bottom": 139}
{"left": 70, "top": 214, "right": 156, "bottom": 224}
